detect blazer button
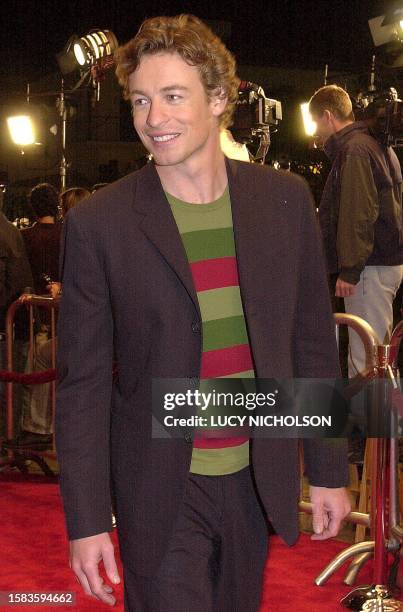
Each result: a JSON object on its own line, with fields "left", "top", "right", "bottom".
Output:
{"left": 184, "top": 432, "right": 193, "bottom": 444}
{"left": 191, "top": 321, "right": 201, "bottom": 333}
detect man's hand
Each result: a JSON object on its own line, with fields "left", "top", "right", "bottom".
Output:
{"left": 309, "top": 486, "right": 351, "bottom": 540}
{"left": 335, "top": 278, "right": 356, "bottom": 297}
{"left": 69, "top": 532, "right": 120, "bottom": 606}
{"left": 47, "top": 282, "right": 61, "bottom": 298}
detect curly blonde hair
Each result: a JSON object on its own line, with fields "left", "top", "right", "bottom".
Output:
{"left": 115, "top": 14, "right": 240, "bottom": 128}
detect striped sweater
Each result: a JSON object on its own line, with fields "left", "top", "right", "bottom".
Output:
{"left": 167, "top": 187, "right": 255, "bottom": 476}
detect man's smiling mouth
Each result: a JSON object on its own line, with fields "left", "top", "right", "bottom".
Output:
{"left": 151, "top": 134, "right": 180, "bottom": 142}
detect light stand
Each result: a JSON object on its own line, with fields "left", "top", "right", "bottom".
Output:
{"left": 7, "top": 28, "right": 119, "bottom": 190}
{"left": 57, "top": 80, "right": 68, "bottom": 191}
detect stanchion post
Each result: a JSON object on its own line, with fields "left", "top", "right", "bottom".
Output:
{"left": 371, "top": 346, "right": 392, "bottom": 585}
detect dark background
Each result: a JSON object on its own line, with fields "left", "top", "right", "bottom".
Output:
{"left": 1, "top": 0, "right": 402, "bottom": 217}
{"left": 0, "top": 0, "right": 392, "bottom": 82}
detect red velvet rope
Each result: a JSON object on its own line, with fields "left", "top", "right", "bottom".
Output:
{"left": 0, "top": 364, "right": 118, "bottom": 385}
{"left": 0, "top": 369, "right": 57, "bottom": 384}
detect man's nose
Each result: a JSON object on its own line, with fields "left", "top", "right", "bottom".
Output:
{"left": 146, "top": 100, "right": 168, "bottom": 127}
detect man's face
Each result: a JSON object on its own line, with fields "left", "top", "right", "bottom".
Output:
{"left": 311, "top": 110, "right": 335, "bottom": 142}
{"left": 128, "top": 52, "right": 225, "bottom": 169}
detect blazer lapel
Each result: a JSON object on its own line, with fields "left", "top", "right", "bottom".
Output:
{"left": 226, "top": 158, "right": 262, "bottom": 302}
{"left": 133, "top": 159, "right": 271, "bottom": 318}
{"left": 134, "top": 163, "right": 200, "bottom": 316}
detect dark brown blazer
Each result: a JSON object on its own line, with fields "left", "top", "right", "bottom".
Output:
{"left": 56, "top": 158, "right": 348, "bottom": 577}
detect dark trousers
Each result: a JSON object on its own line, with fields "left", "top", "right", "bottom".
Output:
{"left": 123, "top": 466, "right": 269, "bottom": 612}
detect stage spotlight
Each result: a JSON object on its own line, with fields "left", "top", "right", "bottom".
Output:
{"left": 56, "top": 29, "right": 118, "bottom": 75}
{"left": 5, "top": 103, "right": 58, "bottom": 155}
{"left": 381, "top": 3, "right": 403, "bottom": 27}
{"left": 369, "top": 5, "right": 403, "bottom": 67}
{"left": 73, "top": 29, "right": 118, "bottom": 67}
{"left": 7, "top": 114, "right": 36, "bottom": 146}
{"left": 300, "top": 103, "right": 317, "bottom": 137}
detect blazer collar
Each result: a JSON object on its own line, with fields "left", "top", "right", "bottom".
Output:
{"left": 134, "top": 162, "right": 200, "bottom": 315}
{"left": 133, "top": 158, "right": 252, "bottom": 315}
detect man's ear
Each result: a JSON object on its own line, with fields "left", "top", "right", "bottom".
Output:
{"left": 210, "top": 87, "right": 228, "bottom": 117}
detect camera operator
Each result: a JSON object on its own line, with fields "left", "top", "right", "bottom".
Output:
{"left": 309, "top": 84, "right": 403, "bottom": 378}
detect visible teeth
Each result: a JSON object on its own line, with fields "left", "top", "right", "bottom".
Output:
{"left": 152, "top": 134, "right": 178, "bottom": 142}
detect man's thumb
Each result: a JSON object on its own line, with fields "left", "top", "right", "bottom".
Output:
{"left": 312, "top": 503, "right": 324, "bottom": 534}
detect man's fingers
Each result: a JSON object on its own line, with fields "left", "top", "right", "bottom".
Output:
{"left": 74, "top": 565, "right": 116, "bottom": 603}
{"left": 310, "top": 487, "right": 351, "bottom": 541}
{"left": 73, "top": 567, "right": 93, "bottom": 597}
{"left": 84, "top": 563, "right": 116, "bottom": 606}
{"left": 69, "top": 534, "right": 118, "bottom": 606}
{"left": 98, "top": 577, "right": 114, "bottom": 595}
{"left": 312, "top": 503, "right": 324, "bottom": 534}
{"left": 335, "top": 280, "right": 355, "bottom": 298}
{"left": 71, "top": 560, "right": 116, "bottom": 607}
{"left": 311, "top": 530, "right": 331, "bottom": 540}
{"left": 311, "top": 518, "right": 341, "bottom": 540}
{"left": 102, "top": 543, "right": 121, "bottom": 585}
{"left": 335, "top": 287, "right": 349, "bottom": 298}
{"left": 311, "top": 510, "right": 344, "bottom": 540}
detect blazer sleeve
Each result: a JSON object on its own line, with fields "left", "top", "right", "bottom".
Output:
{"left": 56, "top": 207, "right": 114, "bottom": 540}
{"left": 293, "top": 179, "right": 349, "bottom": 488}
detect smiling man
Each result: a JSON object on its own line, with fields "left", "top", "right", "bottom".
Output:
{"left": 56, "top": 15, "right": 350, "bottom": 611}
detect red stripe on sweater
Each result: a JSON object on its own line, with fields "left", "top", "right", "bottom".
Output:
{"left": 200, "top": 344, "right": 253, "bottom": 378}
{"left": 193, "top": 436, "right": 249, "bottom": 449}
{"left": 190, "top": 257, "right": 239, "bottom": 292}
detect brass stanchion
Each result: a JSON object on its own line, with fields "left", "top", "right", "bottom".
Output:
{"left": 299, "top": 314, "right": 403, "bottom": 609}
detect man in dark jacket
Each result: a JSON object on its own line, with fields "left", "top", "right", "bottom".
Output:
{"left": 56, "top": 16, "right": 350, "bottom": 611}
{"left": 309, "top": 85, "right": 403, "bottom": 376}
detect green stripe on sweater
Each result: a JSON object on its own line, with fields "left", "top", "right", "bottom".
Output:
{"left": 198, "top": 286, "right": 244, "bottom": 322}
{"left": 181, "top": 227, "right": 235, "bottom": 263}
{"left": 202, "top": 315, "right": 249, "bottom": 352}
{"left": 166, "top": 188, "right": 232, "bottom": 233}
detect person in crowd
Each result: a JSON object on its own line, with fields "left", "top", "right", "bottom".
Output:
{"left": 60, "top": 187, "right": 91, "bottom": 219}
{"left": 0, "top": 188, "right": 33, "bottom": 438}
{"left": 4, "top": 187, "right": 90, "bottom": 450}
{"left": 21, "top": 183, "right": 62, "bottom": 294}
{"left": 309, "top": 85, "right": 403, "bottom": 379}
{"left": 56, "top": 15, "right": 350, "bottom": 611}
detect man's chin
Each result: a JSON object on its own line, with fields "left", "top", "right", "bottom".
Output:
{"left": 152, "top": 154, "right": 183, "bottom": 167}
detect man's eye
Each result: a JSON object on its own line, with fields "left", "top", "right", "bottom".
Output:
{"left": 167, "top": 94, "right": 181, "bottom": 102}
{"left": 133, "top": 98, "right": 148, "bottom": 106}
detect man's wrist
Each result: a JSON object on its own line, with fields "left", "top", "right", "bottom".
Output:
{"left": 338, "top": 268, "right": 361, "bottom": 284}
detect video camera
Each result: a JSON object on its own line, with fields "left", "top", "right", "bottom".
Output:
{"left": 355, "top": 88, "right": 403, "bottom": 147}
{"left": 231, "top": 81, "right": 282, "bottom": 162}
{"left": 232, "top": 81, "right": 282, "bottom": 141}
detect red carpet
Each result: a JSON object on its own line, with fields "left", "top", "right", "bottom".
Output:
{"left": 0, "top": 472, "right": 399, "bottom": 611}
